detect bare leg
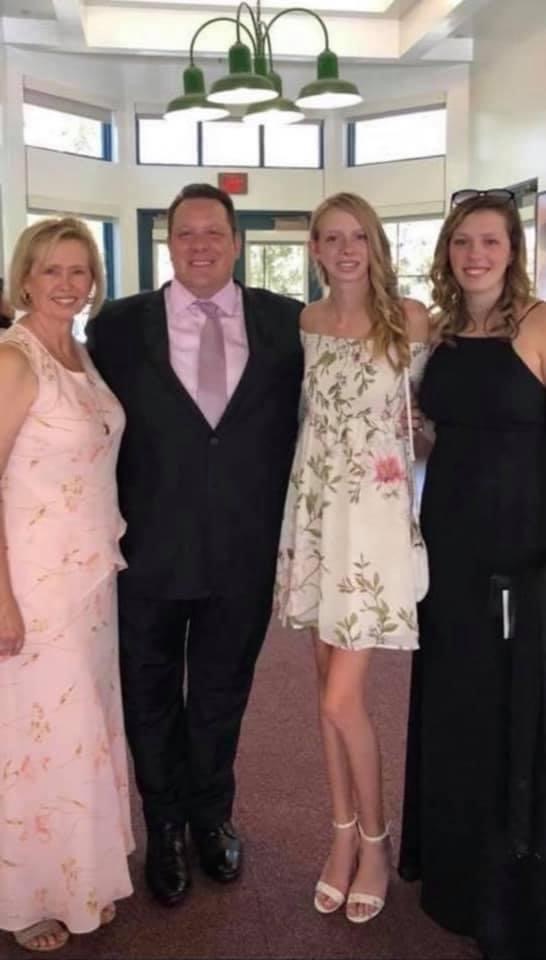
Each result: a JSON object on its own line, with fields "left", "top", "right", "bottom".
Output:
{"left": 313, "top": 632, "right": 359, "bottom": 911}
{"left": 317, "top": 642, "right": 390, "bottom": 920}
{"left": 314, "top": 633, "right": 355, "bottom": 823}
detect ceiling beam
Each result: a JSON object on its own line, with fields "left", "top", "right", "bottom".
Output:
{"left": 399, "top": 0, "right": 492, "bottom": 60}
{"left": 0, "top": 0, "right": 481, "bottom": 65}
{"left": 421, "top": 36, "right": 473, "bottom": 61}
{"left": 2, "top": 16, "right": 62, "bottom": 47}
{"left": 52, "top": 0, "right": 86, "bottom": 44}
{"left": 84, "top": 7, "right": 401, "bottom": 60}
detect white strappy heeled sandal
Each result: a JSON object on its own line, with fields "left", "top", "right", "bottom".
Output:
{"left": 345, "top": 822, "right": 390, "bottom": 924}
{"left": 314, "top": 814, "right": 357, "bottom": 915}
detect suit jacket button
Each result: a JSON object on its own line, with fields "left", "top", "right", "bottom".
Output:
{"left": 210, "top": 436, "right": 219, "bottom": 446}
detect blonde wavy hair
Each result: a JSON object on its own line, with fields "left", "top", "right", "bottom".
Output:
{"left": 9, "top": 216, "right": 105, "bottom": 317}
{"left": 310, "top": 192, "right": 409, "bottom": 370}
{"left": 430, "top": 195, "right": 531, "bottom": 340}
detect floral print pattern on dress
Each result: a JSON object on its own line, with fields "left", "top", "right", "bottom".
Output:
{"left": 276, "top": 333, "right": 428, "bottom": 650}
{"left": 0, "top": 324, "right": 134, "bottom": 935}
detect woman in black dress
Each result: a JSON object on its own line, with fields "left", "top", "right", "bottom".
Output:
{"left": 399, "top": 190, "right": 546, "bottom": 960}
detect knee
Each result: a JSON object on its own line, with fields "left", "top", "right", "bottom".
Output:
{"left": 320, "top": 690, "right": 356, "bottom": 735}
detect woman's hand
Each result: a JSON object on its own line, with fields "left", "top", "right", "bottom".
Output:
{"left": 410, "top": 396, "right": 425, "bottom": 434}
{"left": 0, "top": 592, "right": 25, "bottom": 656}
{"left": 399, "top": 393, "right": 425, "bottom": 436}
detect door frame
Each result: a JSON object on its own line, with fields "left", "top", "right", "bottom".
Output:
{"left": 137, "top": 208, "right": 321, "bottom": 300}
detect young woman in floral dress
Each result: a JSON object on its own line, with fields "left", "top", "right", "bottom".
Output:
{"left": 276, "top": 192, "right": 429, "bottom": 924}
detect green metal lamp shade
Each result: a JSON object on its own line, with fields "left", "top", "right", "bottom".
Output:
{"left": 165, "top": 66, "right": 229, "bottom": 122}
{"left": 165, "top": 95, "right": 229, "bottom": 123}
{"left": 208, "top": 41, "right": 278, "bottom": 105}
{"left": 242, "top": 96, "right": 304, "bottom": 126}
{"left": 295, "top": 50, "right": 362, "bottom": 110}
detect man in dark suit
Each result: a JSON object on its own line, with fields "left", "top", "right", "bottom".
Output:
{"left": 86, "top": 183, "right": 303, "bottom": 907}
{"left": 0, "top": 280, "right": 14, "bottom": 329}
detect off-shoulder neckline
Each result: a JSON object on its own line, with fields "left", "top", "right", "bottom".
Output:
{"left": 301, "top": 330, "right": 428, "bottom": 348}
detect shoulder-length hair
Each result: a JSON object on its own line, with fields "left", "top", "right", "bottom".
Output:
{"left": 310, "top": 192, "right": 409, "bottom": 370}
{"left": 430, "top": 195, "right": 531, "bottom": 340}
{"left": 9, "top": 216, "right": 105, "bottom": 317}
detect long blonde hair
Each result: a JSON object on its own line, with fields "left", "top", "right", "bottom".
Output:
{"left": 310, "top": 192, "right": 409, "bottom": 370}
{"left": 430, "top": 195, "right": 531, "bottom": 340}
{"left": 9, "top": 217, "right": 105, "bottom": 317}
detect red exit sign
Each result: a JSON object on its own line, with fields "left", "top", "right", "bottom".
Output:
{"left": 218, "top": 172, "right": 248, "bottom": 195}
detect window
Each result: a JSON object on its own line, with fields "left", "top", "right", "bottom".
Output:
{"left": 384, "top": 218, "right": 442, "bottom": 303}
{"left": 24, "top": 91, "right": 112, "bottom": 160}
{"left": 155, "top": 242, "right": 173, "bottom": 287}
{"left": 137, "top": 116, "right": 198, "bottom": 165}
{"left": 201, "top": 121, "right": 260, "bottom": 167}
{"left": 524, "top": 222, "right": 536, "bottom": 286}
{"left": 26, "top": 212, "right": 116, "bottom": 338}
{"left": 136, "top": 115, "right": 323, "bottom": 169}
{"left": 349, "top": 107, "right": 446, "bottom": 166}
{"left": 263, "top": 123, "right": 321, "bottom": 168}
{"left": 247, "top": 243, "right": 307, "bottom": 299}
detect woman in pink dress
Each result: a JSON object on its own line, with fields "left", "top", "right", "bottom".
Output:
{"left": 0, "top": 218, "right": 134, "bottom": 952}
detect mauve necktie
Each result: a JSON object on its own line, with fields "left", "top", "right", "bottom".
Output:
{"left": 194, "top": 299, "right": 227, "bottom": 427}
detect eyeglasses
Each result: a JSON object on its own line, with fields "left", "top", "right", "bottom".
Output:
{"left": 450, "top": 188, "right": 516, "bottom": 207}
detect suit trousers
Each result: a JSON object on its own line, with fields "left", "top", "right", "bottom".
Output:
{"left": 118, "top": 579, "right": 273, "bottom": 831}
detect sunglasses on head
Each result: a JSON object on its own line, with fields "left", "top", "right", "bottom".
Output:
{"left": 450, "top": 188, "right": 516, "bottom": 208}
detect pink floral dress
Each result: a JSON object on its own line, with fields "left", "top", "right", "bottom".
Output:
{"left": 0, "top": 324, "right": 134, "bottom": 935}
{"left": 276, "top": 332, "right": 428, "bottom": 650}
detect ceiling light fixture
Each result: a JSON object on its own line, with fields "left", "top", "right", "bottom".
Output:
{"left": 164, "top": 1, "right": 362, "bottom": 128}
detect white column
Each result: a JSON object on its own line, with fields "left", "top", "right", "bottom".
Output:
{"left": 1, "top": 48, "right": 27, "bottom": 273}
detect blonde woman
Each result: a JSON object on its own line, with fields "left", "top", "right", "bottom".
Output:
{"left": 276, "top": 192, "right": 430, "bottom": 923}
{"left": 399, "top": 189, "right": 546, "bottom": 960}
{"left": 0, "top": 218, "right": 133, "bottom": 952}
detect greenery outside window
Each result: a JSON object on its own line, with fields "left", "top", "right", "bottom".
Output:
{"left": 246, "top": 240, "right": 309, "bottom": 301}
{"left": 24, "top": 91, "right": 112, "bottom": 160}
{"left": 384, "top": 218, "right": 442, "bottom": 303}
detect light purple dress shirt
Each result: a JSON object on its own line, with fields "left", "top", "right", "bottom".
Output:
{"left": 165, "top": 277, "right": 249, "bottom": 407}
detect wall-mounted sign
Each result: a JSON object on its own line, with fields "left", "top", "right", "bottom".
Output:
{"left": 218, "top": 172, "right": 248, "bottom": 195}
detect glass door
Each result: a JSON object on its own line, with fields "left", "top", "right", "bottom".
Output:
{"left": 245, "top": 230, "right": 308, "bottom": 300}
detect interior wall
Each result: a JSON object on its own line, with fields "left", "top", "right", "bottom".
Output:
{"left": 469, "top": 0, "right": 546, "bottom": 191}
{"left": 2, "top": 44, "right": 470, "bottom": 295}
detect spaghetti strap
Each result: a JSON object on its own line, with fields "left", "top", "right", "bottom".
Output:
{"left": 520, "top": 300, "right": 544, "bottom": 322}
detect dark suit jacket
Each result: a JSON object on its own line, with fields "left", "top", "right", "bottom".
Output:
{"left": 86, "top": 284, "right": 303, "bottom": 599}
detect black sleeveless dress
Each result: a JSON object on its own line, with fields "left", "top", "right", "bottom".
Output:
{"left": 399, "top": 333, "right": 546, "bottom": 960}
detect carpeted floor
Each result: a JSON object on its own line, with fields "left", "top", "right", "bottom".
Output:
{"left": 1, "top": 619, "right": 479, "bottom": 959}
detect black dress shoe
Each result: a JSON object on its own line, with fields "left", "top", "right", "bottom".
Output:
{"left": 194, "top": 820, "right": 242, "bottom": 883}
{"left": 145, "top": 822, "right": 191, "bottom": 906}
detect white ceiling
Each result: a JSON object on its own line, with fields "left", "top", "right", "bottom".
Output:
{"left": 0, "top": 0, "right": 494, "bottom": 63}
